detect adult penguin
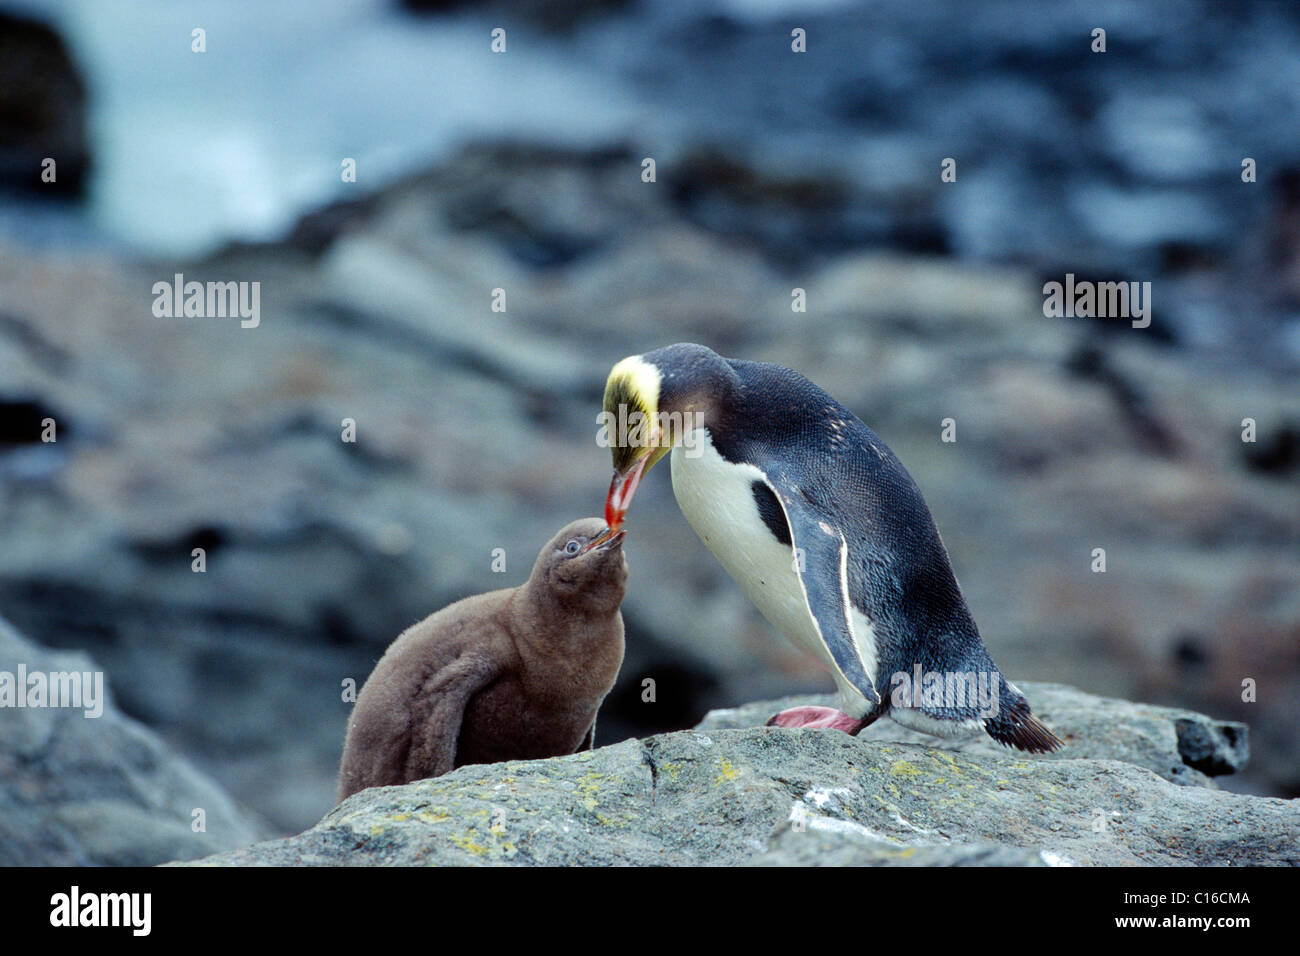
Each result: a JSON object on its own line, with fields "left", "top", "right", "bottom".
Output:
{"left": 596, "top": 343, "right": 1061, "bottom": 752}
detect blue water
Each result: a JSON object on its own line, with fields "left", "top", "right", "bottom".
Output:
{"left": 4, "top": 0, "right": 653, "bottom": 255}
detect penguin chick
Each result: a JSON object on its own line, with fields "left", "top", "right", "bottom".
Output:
{"left": 598, "top": 343, "right": 1062, "bottom": 753}
{"left": 337, "top": 518, "right": 627, "bottom": 802}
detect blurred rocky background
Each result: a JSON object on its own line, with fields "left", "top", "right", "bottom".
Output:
{"left": 0, "top": 0, "right": 1296, "bottom": 844}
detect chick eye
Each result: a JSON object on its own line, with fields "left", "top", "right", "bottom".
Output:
{"left": 564, "top": 539, "right": 583, "bottom": 556}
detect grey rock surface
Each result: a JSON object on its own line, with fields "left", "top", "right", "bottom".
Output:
{"left": 699, "top": 683, "right": 1250, "bottom": 789}
{"left": 1174, "top": 716, "right": 1250, "bottom": 778}
{"left": 182, "top": 683, "right": 1298, "bottom": 867}
{"left": 0, "top": 616, "right": 268, "bottom": 865}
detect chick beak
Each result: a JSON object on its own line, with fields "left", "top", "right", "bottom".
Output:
{"left": 603, "top": 455, "right": 649, "bottom": 530}
{"left": 580, "top": 527, "right": 626, "bottom": 554}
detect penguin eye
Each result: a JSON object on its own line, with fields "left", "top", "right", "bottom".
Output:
{"left": 564, "top": 539, "right": 583, "bottom": 556}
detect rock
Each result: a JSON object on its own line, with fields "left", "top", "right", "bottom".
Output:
{"left": 665, "top": 149, "right": 919, "bottom": 264}
{"left": 398, "top": 0, "right": 631, "bottom": 31}
{"left": 754, "top": 825, "right": 1048, "bottom": 867}
{"left": 1241, "top": 420, "right": 1300, "bottom": 476}
{"left": 698, "top": 683, "right": 1248, "bottom": 789}
{"left": 0, "top": 616, "right": 267, "bottom": 865}
{"left": 1174, "top": 717, "right": 1249, "bottom": 777}
{"left": 179, "top": 684, "right": 1298, "bottom": 866}
{"left": 0, "top": 12, "right": 90, "bottom": 197}
{"left": 320, "top": 233, "right": 601, "bottom": 397}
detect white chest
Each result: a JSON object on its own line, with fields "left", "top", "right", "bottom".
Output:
{"left": 669, "top": 431, "right": 879, "bottom": 714}
{"left": 672, "top": 438, "right": 815, "bottom": 641}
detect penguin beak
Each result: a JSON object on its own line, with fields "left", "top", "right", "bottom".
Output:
{"left": 604, "top": 454, "right": 649, "bottom": 530}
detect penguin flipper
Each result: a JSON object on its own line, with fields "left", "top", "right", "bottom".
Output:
{"left": 339, "top": 651, "right": 500, "bottom": 802}
{"left": 403, "top": 652, "right": 503, "bottom": 777}
{"left": 767, "top": 481, "right": 881, "bottom": 709}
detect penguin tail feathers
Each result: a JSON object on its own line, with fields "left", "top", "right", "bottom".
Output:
{"left": 985, "top": 700, "right": 1064, "bottom": 754}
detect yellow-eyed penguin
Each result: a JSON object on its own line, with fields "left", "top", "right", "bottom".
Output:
{"left": 596, "top": 342, "right": 1061, "bottom": 752}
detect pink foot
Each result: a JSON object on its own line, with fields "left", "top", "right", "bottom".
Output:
{"left": 766, "top": 705, "right": 865, "bottom": 734}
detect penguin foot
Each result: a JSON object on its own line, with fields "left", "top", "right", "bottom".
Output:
{"left": 766, "top": 706, "right": 866, "bottom": 734}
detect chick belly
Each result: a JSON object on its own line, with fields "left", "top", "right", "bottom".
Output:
{"left": 671, "top": 443, "right": 871, "bottom": 715}
{"left": 454, "top": 679, "right": 593, "bottom": 767}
